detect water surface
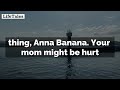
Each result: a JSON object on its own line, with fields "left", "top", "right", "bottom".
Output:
{"left": 0, "top": 48, "right": 120, "bottom": 79}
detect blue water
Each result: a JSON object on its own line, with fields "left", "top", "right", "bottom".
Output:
{"left": 0, "top": 48, "right": 120, "bottom": 79}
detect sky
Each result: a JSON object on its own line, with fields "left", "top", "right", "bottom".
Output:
{"left": 0, "top": 11, "right": 120, "bottom": 41}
